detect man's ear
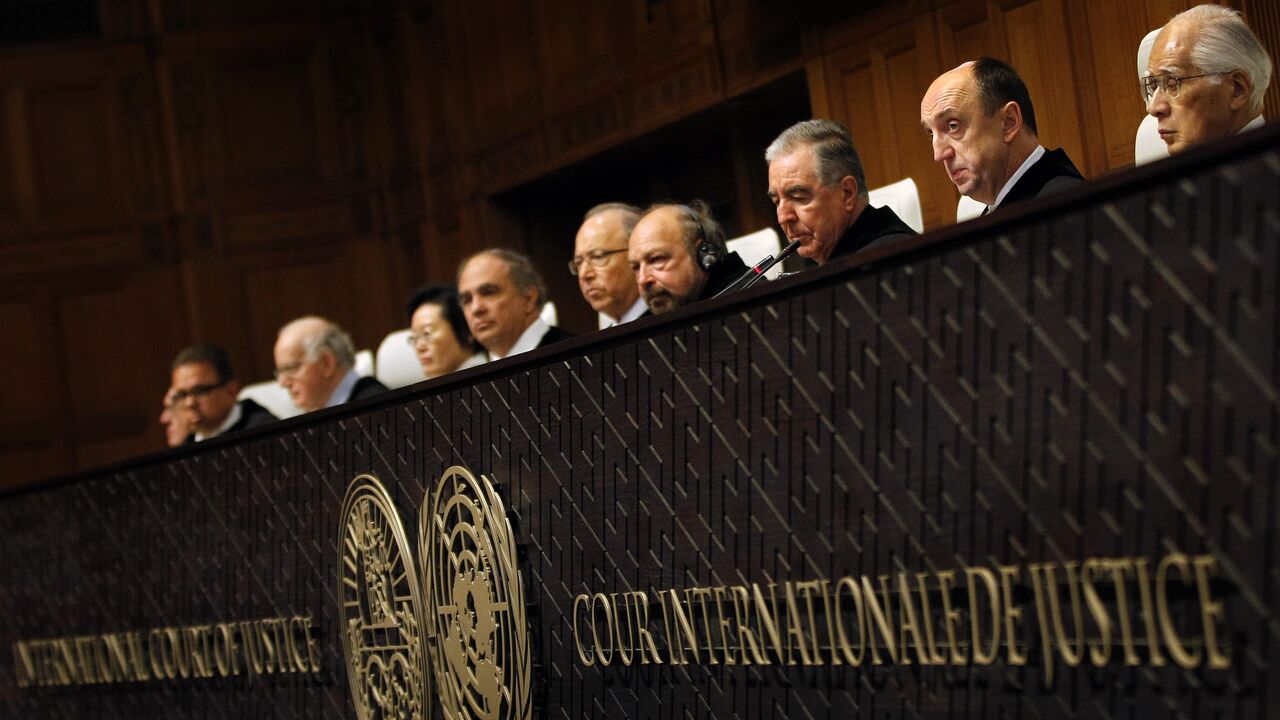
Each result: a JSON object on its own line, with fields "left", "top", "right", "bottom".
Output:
{"left": 317, "top": 350, "right": 338, "bottom": 375}
{"left": 226, "top": 380, "right": 241, "bottom": 396}
{"left": 1228, "top": 69, "right": 1253, "bottom": 111}
{"left": 522, "top": 285, "right": 539, "bottom": 314}
{"left": 841, "top": 176, "right": 859, "bottom": 211}
{"left": 1001, "top": 101, "right": 1024, "bottom": 142}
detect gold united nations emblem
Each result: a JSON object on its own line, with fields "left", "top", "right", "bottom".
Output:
{"left": 420, "top": 466, "right": 531, "bottom": 720}
{"left": 338, "top": 474, "right": 431, "bottom": 720}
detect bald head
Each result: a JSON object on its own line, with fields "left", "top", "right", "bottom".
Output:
{"left": 920, "top": 58, "right": 1039, "bottom": 205}
{"left": 273, "top": 315, "right": 355, "bottom": 412}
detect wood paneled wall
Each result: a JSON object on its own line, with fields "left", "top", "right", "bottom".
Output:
{"left": 0, "top": 0, "right": 1271, "bottom": 488}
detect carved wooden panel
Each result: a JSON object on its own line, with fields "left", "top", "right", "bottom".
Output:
{"left": 820, "top": 17, "right": 955, "bottom": 230}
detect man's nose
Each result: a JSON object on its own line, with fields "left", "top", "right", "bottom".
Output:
{"left": 931, "top": 134, "right": 953, "bottom": 163}
{"left": 776, "top": 200, "right": 796, "bottom": 226}
{"left": 1145, "top": 92, "right": 1169, "bottom": 117}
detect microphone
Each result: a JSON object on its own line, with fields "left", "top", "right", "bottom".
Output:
{"left": 714, "top": 239, "right": 802, "bottom": 297}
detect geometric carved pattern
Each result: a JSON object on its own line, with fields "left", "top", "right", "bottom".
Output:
{"left": 0, "top": 129, "right": 1278, "bottom": 718}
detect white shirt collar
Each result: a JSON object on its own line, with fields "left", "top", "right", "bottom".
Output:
{"left": 194, "top": 401, "right": 242, "bottom": 442}
{"left": 598, "top": 297, "right": 647, "bottom": 329}
{"left": 326, "top": 369, "right": 362, "bottom": 408}
{"left": 489, "top": 318, "right": 550, "bottom": 361}
{"left": 990, "top": 145, "right": 1046, "bottom": 211}
{"left": 1240, "top": 115, "right": 1265, "bottom": 134}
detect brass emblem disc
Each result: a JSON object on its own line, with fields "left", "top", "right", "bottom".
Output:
{"left": 338, "top": 474, "right": 431, "bottom": 720}
{"left": 420, "top": 466, "right": 531, "bottom": 720}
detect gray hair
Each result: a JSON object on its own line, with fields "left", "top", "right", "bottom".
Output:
{"left": 637, "top": 200, "right": 727, "bottom": 259}
{"left": 1174, "top": 4, "right": 1272, "bottom": 114}
{"left": 459, "top": 248, "right": 549, "bottom": 308}
{"left": 583, "top": 202, "right": 643, "bottom": 237}
{"left": 301, "top": 319, "right": 357, "bottom": 370}
{"left": 764, "top": 119, "right": 869, "bottom": 201}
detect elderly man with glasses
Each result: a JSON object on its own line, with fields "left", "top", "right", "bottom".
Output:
{"left": 1144, "top": 5, "right": 1272, "bottom": 154}
{"left": 167, "top": 343, "right": 277, "bottom": 444}
{"left": 571, "top": 202, "right": 648, "bottom": 329}
{"left": 273, "top": 316, "right": 387, "bottom": 413}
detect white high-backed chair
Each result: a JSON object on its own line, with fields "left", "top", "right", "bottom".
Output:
{"left": 726, "top": 227, "right": 784, "bottom": 279}
{"left": 867, "top": 178, "right": 924, "bottom": 234}
{"left": 376, "top": 329, "right": 427, "bottom": 389}
{"left": 1135, "top": 28, "right": 1170, "bottom": 165}
{"left": 238, "top": 381, "right": 302, "bottom": 420}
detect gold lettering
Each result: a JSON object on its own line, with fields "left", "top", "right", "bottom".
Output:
{"left": 996, "top": 565, "right": 1027, "bottom": 666}
{"left": 667, "top": 589, "right": 700, "bottom": 665}
{"left": 303, "top": 616, "right": 322, "bottom": 673}
{"left": 103, "top": 634, "right": 130, "bottom": 682}
{"left": 240, "top": 621, "right": 264, "bottom": 674}
{"left": 914, "top": 573, "right": 946, "bottom": 664}
{"left": 213, "top": 624, "right": 233, "bottom": 676}
{"left": 257, "top": 620, "right": 277, "bottom": 673}
{"left": 895, "top": 573, "right": 929, "bottom": 665}
{"left": 1081, "top": 559, "right": 1113, "bottom": 666}
{"left": 783, "top": 583, "right": 815, "bottom": 665}
{"left": 860, "top": 576, "right": 898, "bottom": 664}
{"left": 936, "top": 570, "right": 965, "bottom": 664}
{"left": 817, "top": 580, "right": 842, "bottom": 666}
{"left": 832, "top": 576, "right": 866, "bottom": 666}
{"left": 148, "top": 628, "right": 168, "bottom": 679}
{"left": 74, "top": 636, "right": 95, "bottom": 683}
{"left": 591, "top": 593, "right": 615, "bottom": 667}
{"left": 751, "top": 584, "right": 784, "bottom": 664}
{"left": 795, "top": 581, "right": 825, "bottom": 664}
{"left": 730, "top": 586, "right": 766, "bottom": 665}
{"left": 1192, "top": 555, "right": 1230, "bottom": 669}
{"left": 689, "top": 588, "right": 718, "bottom": 665}
{"left": 287, "top": 617, "right": 310, "bottom": 673}
{"left": 1133, "top": 558, "right": 1166, "bottom": 666}
{"left": 126, "top": 632, "right": 150, "bottom": 681}
{"left": 965, "top": 567, "right": 1000, "bottom": 665}
{"left": 14, "top": 641, "right": 35, "bottom": 687}
{"left": 632, "top": 592, "right": 660, "bottom": 665}
{"left": 1157, "top": 553, "right": 1201, "bottom": 668}
{"left": 1103, "top": 559, "right": 1141, "bottom": 665}
{"left": 572, "top": 594, "right": 595, "bottom": 666}
{"left": 1045, "top": 563, "right": 1085, "bottom": 667}
{"left": 711, "top": 587, "right": 736, "bottom": 665}
{"left": 609, "top": 593, "right": 634, "bottom": 666}
{"left": 1028, "top": 563, "right": 1056, "bottom": 687}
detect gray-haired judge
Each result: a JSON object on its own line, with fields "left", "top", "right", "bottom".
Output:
{"left": 1144, "top": 4, "right": 1272, "bottom": 154}
{"left": 273, "top": 316, "right": 387, "bottom": 412}
{"left": 766, "top": 119, "right": 916, "bottom": 263}
{"left": 572, "top": 203, "right": 647, "bottom": 329}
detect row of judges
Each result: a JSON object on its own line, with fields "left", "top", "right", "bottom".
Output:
{"left": 160, "top": 4, "right": 1271, "bottom": 447}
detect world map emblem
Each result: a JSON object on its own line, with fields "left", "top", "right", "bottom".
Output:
{"left": 420, "top": 465, "right": 531, "bottom": 720}
{"left": 338, "top": 474, "right": 431, "bottom": 720}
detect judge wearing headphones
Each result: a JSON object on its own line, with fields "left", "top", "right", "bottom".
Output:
{"left": 627, "top": 201, "right": 749, "bottom": 315}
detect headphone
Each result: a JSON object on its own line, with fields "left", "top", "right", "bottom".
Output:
{"left": 680, "top": 205, "right": 723, "bottom": 271}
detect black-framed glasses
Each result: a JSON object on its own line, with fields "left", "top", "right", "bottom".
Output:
{"left": 1141, "top": 72, "right": 1229, "bottom": 103}
{"left": 171, "top": 381, "right": 226, "bottom": 403}
{"left": 568, "top": 248, "right": 627, "bottom": 275}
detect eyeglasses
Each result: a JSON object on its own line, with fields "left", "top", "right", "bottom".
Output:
{"left": 568, "top": 247, "right": 627, "bottom": 275}
{"left": 1141, "top": 72, "right": 1229, "bottom": 103}
{"left": 405, "top": 331, "right": 433, "bottom": 347}
{"left": 273, "top": 361, "right": 305, "bottom": 380}
{"left": 171, "top": 381, "right": 226, "bottom": 403}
